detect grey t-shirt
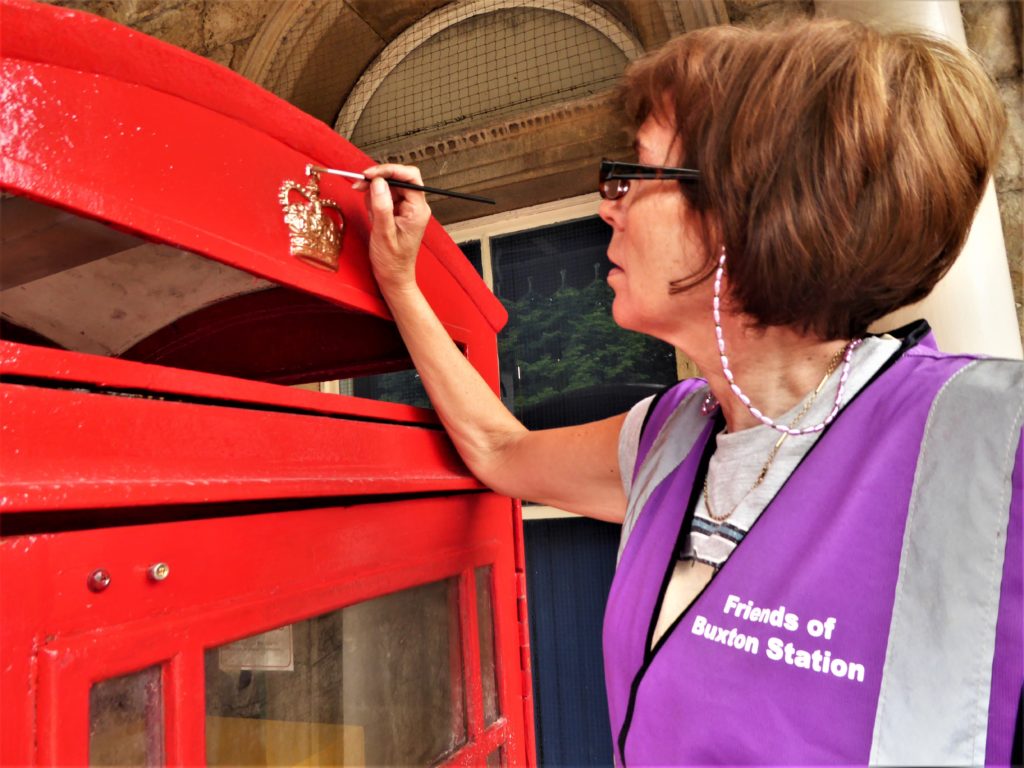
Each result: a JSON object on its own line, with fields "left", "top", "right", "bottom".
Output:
{"left": 617, "top": 336, "right": 900, "bottom": 564}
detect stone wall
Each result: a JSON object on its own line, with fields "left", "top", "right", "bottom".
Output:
{"left": 46, "top": 0, "right": 274, "bottom": 69}
{"left": 962, "top": 1, "right": 1023, "bottom": 339}
{"left": 726, "top": 0, "right": 815, "bottom": 25}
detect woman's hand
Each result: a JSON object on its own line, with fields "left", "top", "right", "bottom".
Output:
{"left": 354, "top": 164, "right": 432, "bottom": 294}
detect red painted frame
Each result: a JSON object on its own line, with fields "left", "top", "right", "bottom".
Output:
{"left": 0, "top": 0, "right": 535, "bottom": 764}
{"left": 7, "top": 496, "right": 524, "bottom": 765}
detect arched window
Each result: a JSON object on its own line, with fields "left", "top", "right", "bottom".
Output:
{"left": 336, "top": 0, "right": 641, "bottom": 154}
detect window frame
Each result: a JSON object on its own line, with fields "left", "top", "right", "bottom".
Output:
{"left": 447, "top": 194, "right": 649, "bottom": 521}
{"left": 445, "top": 194, "right": 601, "bottom": 292}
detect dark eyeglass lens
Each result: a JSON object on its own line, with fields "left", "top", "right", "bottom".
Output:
{"left": 599, "top": 178, "right": 629, "bottom": 200}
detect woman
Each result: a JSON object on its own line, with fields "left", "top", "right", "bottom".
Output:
{"left": 354, "top": 19, "right": 1021, "bottom": 766}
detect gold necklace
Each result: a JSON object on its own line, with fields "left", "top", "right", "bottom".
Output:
{"left": 702, "top": 347, "right": 845, "bottom": 523}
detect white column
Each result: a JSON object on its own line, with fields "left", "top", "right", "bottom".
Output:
{"left": 815, "top": 0, "right": 1022, "bottom": 358}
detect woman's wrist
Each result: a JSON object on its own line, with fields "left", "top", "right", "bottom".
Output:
{"left": 374, "top": 271, "right": 421, "bottom": 303}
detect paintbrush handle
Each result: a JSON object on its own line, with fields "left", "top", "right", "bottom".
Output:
{"left": 307, "top": 165, "right": 495, "bottom": 205}
{"left": 383, "top": 178, "right": 495, "bottom": 205}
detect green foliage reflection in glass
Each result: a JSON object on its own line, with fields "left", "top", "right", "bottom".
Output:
{"left": 354, "top": 218, "right": 677, "bottom": 420}
{"left": 499, "top": 275, "right": 675, "bottom": 410}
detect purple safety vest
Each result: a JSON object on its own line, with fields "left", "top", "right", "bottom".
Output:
{"left": 604, "top": 333, "right": 1023, "bottom": 765}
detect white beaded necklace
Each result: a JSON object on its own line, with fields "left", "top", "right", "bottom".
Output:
{"left": 706, "top": 247, "right": 863, "bottom": 436}
{"left": 702, "top": 344, "right": 845, "bottom": 522}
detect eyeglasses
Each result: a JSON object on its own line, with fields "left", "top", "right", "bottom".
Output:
{"left": 598, "top": 159, "right": 701, "bottom": 200}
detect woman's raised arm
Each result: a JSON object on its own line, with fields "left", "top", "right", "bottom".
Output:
{"left": 357, "top": 164, "right": 628, "bottom": 523}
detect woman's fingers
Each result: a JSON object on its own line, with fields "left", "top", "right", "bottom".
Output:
{"left": 360, "top": 165, "right": 430, "bottom": 221}
{"left": 362, "top": 163, "right": 426, "bottom": 187}
{"left": 368, "top": 176, "right": 398, "bottom": 242}
{"left": 359, "top": 164, "right": 431, "bottom": 291}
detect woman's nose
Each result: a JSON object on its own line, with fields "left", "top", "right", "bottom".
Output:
{"left": 598, "top": 196, "right": 622, "bottom": 229}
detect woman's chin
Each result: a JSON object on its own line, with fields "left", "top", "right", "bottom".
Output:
{"left": 610, "top": 300, "right": 640, "bottom": 333}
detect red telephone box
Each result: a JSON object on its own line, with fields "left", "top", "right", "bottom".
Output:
{"left": 0, "top": 0, "right": 534, "bottom": 764}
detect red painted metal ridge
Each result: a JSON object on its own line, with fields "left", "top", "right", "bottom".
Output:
{"left": 0, "top": 382, "right": 481, "bottom": 513}
{"left": 0, "top": 340, "right": 439, "bottom": 426}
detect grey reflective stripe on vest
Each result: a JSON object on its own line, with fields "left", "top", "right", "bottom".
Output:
{"left": 618, "top": 387, "right": 708, "bottom": 563}
{"left": 871, "top": 359, "right": 1024, "bottom": 766}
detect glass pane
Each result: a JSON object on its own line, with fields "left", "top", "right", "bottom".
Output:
{"left": 205, "top": 578, "right": 465, "bottom": 767}
{"left": 476, "top": 566, "right": 500, "bottom": 725}
{"left": 89, "top": 665, "right": 164, "bottom": 766}
{"left": 460, "top": 240, "right": 484, "bottom": 278}
{"left": 0, "top": 193, "right": 412, "bottom": 390}
{"left": 351, "top": 369, "right": 431, "bottom": 408}
{"left": 486, "top": 746, "right": 504, "bottom": 767}
{"left": 344, "top": 227, "right": 473, "bottom": 407}
{"left": 491, "top": 216, "right": 676, "bottom": 430}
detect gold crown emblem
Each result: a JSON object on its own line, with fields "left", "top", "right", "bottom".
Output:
{"left": 279, "top": 168, "right": 343, "bottom": 271}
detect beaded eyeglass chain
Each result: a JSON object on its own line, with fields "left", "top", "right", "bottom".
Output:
{"left": 706, "top": 247, "right": 863, "bottom": 436}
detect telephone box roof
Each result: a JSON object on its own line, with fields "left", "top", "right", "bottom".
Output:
{"left": 0, "top": 0, "right": 507, "bottom": 359}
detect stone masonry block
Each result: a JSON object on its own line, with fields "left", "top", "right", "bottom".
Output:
{"left": 997, "top": 188, "right": 1022, "bottom": 314}
{"left": 962, "top": 0, "right": 1022, "bottom": 81}
{"left": 725, "top": 0, "right": 812, "bottom": 27}
{"left": 203, "top": 0, "right": 275, "bottom": 52}
{"left": 135, "top": 0, "right": 204, "bottom": 53}
{"left": 995, "top": 79, "right": 1023, "bottom": 187}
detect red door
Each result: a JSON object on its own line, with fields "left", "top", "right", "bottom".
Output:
{"left": 3, "top": 494, "right": 526, "bottom": 765}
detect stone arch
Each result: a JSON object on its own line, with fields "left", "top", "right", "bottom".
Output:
{"left": 233, "top": 0, "right": 728, "bottom": 222}
{"left": 236, "top": 0, "right": 405, "bottom": 126}
{"left": 334, "top": 0, "right": 643, "bottom": 144}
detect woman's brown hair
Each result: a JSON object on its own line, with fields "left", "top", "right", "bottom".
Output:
{"left": 619, "top": 19, "right": 1007, "bottom": 339}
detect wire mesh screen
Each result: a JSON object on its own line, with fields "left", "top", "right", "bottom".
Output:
{"left": 491, "top": 216, "right": 676, "bottom": 428}
{"left": 248, "top": 0, "right": 713, "bottom": 149}
{"left": 460, "top": 240, "right": 484, "bottom": 278}
{"left": 346, "top": 4, "right": 635, "bottom": 152}
{"left": 269, "top": 1, "right": 372, "bottom": 127}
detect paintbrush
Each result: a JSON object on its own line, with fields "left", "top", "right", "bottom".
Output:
{"left": 306, "top": 164, "right": 495, "bottom": 205}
